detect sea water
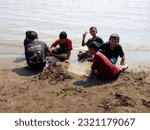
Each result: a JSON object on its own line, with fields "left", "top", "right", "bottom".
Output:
{"left": 0, "top": 0, "right": 150, "bottom": 58}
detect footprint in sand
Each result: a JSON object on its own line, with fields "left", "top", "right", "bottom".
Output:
{"left": 115, "top": 93, "right": 136, "bottom": 107}
{"left": 142, "top": 99, "right": 150, "bottom": 108}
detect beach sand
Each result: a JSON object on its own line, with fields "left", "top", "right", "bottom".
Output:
{"left": 0, "top": 55, "right": 150, "bottom": 113}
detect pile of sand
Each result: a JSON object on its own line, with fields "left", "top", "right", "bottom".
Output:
{"left": 37, "top": 62, "right": 74, "bottom": 84}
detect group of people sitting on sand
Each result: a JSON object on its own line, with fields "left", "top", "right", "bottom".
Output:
{"left": 23, "top": 26, "right": 128, "bottom": 80}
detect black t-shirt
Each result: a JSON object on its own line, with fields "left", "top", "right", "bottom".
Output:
{"left": 86, "top": 36, "right": 104, "bottom": 47}
{"left": 99, "top": 42, "right": 124, "bottom": 60}
{"left": 25, "top": 41, "right": 48, "bottom": 65}
{"left": 23, "top": 38, "right": 30, "bottom": 47}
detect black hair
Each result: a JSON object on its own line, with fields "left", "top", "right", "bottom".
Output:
{"left": 27, "top": 31, "right": 38, "bottom": 41}
{"left": 59, "top": 31, "right": 67, "bottom": 39}
{"left": 88, "top": 41, "right": 99, "bottom": 51}
{"left": 109, "top": 34, "right": 120, "bottom": 42}
{"left": 25, "top": 30, "right": 32, "bottom": 37}
{"left": 89, "top": 26, "right": 97, "bottom": 32}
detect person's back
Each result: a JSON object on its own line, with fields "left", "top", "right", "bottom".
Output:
{"left": 25, "top": 31, "right": 48, "bottom": 70}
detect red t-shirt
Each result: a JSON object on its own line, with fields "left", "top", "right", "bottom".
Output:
{"left": 53, "top": 38, "right": 72, "bottom": 52}
{"left": 92, "top": 52, "right": 121, "bottom": 80}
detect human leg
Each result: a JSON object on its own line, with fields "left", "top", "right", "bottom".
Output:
{"left": 78, "top": 51, "right": 92, "bottom": 62}
{"left": 50, "top": 48, "right": 67, "bottom": 60}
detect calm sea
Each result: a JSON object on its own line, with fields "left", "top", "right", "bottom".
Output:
{"left": 0, "top": 0, "right": 150, "bottom": 51}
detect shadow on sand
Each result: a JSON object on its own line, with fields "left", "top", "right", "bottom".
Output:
{"left": 73, "top": 77, "right": 118, "bottom": 87}
{"left": 13, "top": 56, "right": 25, "bottom": 63}
{"left": 12, "top": 66, "right": 42, "bottom": 76}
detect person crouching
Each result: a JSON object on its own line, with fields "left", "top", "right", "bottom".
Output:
{"left": 24, "top": 31, "right": 50, "bottom": 70}
{"left": 87, "top": 42, "right": 128, "bottom": 80}
{"left": 49, "top": 31, "right": 72, "bottom": 62}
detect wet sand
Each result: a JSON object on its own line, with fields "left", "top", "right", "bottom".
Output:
{"left": 0, "top": 54, "right": 150, "bottom": 113}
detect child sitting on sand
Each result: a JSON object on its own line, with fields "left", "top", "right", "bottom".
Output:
{"left": 99, "top": 34, "right": 125, "bottom": 65}
{"left": 49, "top": 31, "right": 73, "bottom": 62}
{"left": 86, "top": 42, "right": 128, "bottom": 80}
{"left": 78, "top": 26, "right": 104, "bottom": 62}
{"left": 24, "top": 31, "right": 50, "bottom": 70}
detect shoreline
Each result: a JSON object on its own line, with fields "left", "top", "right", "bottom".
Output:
{"left": 1, "top": 38, "right": 150, "bottom": 51}
{"left": 0, "top": 50, "right": 150, "bottom": 71}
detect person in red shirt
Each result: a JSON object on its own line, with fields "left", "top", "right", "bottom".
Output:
{"left": 49, "top": 31, "right": 73, "bottom": 62}
{"left": 87, "top": 42, "right": 128, "bottom": 80}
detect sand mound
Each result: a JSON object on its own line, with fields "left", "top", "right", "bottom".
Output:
{"left": 37, "top": 62, "right": 74, "bottom": 84}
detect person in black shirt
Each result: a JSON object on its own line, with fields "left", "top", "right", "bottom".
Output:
{"left": 82, "top": 26, "right": 104, "bottom": 47}
{"left": 25, "top": 31, "right": 50, "bottom": 70}
{"left": 99, "top": 34, "right": 125, "bottom": 65}
{"left": 78, "top": 26, "right": 104, "bottom": 62}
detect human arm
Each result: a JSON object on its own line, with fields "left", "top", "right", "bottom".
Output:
{"left": 65, "top": 39, "right": 72, "bottom": 61}
{"left": 66, "top": 50, "right": 71, "bottom": 60}
{"left": 82, "top": 31, "right": 88, "bottom": 46}
{"left": 118, "top": 45, "right": 125, "bottom": 65}
{"left": 49, "top": 40, "right": 59, "bottom": 49}
{"left": 86, "top": 55, "right": 98, "bottom": 77}
{"left": 49, "top": 43, "right": 55, "bottom": 49}
{"left": 120, "top": 55, "right": 125, "bottom": 65}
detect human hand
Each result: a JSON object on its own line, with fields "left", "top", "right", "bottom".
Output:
{"left": 83, "top": 31, "right": 88, "bottom": 38}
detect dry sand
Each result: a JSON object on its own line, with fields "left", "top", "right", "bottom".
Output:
{"left": 0, "top": 56, "right": 150, "bottom": 113}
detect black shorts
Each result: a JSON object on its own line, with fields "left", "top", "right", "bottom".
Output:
{"left": 77, "top": 51, "right": 92, "bottom": 62}
{"left": 51, "top": 48, "right": 67, "bottom": 55}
